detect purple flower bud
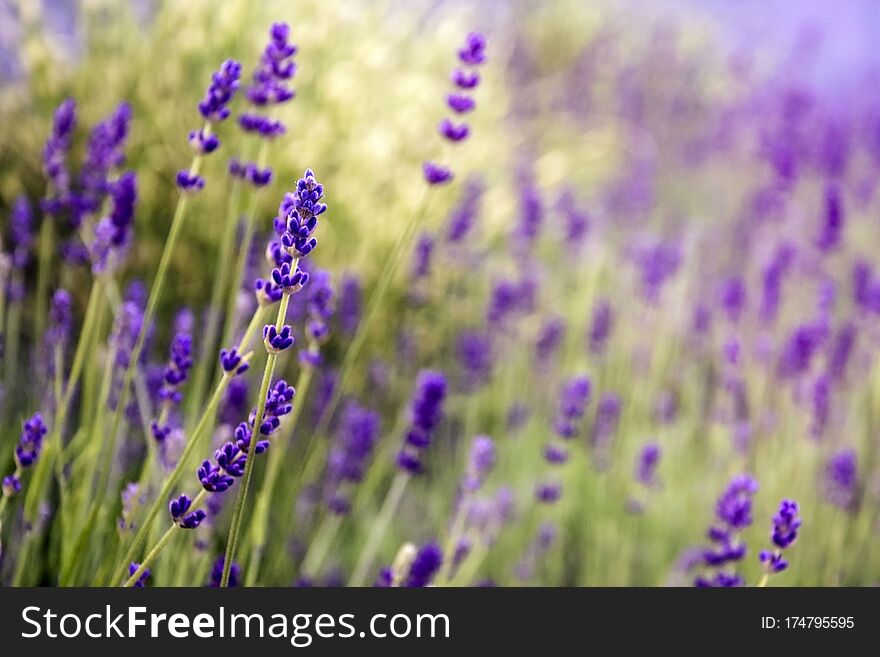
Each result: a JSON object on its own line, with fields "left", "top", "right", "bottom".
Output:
{"left": 635, "top": 442, "right": 662, "bottom": 487}
{"left": 823, "top": 449, "right": 858, "bottom": 511}
{"left": 404, "top": 542, "right": 443, "bottom": 587}
{"left": 463, "top": 435, "right": 495, "bottom": 492}
{"left": 128, "top": 563, "right": 150, "bottom": 588}
{"left": 816, "top": 183, "right": 844, "bottom": 253}
{"left": 438, "top": 118, "right": 470, "bottom": 142}
{"left": 458, "top": 32, "right": 487, "bottom": 66}
{"left": 245, "top": 23, "right": 298, "bottom": 108}
{"left": 262, "top": 324, "right": 295, "bottom": 353}
{"left": 423, "top": 161, "right": 453, "bottom": 185}
{"left": 189, "top": 129, "right": 220, "bottom": 154}
{"left": 396, "top": 370, "right": 447, "bottom": 475}
{"left": 446, "top": 93, "right": 476, "bottom": 114}
{"left": 176, "top": 170, "right": 205, "bottom": 192}
{"left": 588, "top": 299, "right": 614, "bottom": 355}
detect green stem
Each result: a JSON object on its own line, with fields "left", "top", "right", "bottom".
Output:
{"left": 220, "top": 290, "right": 291, "bottom": 587}
{"left": 348, "top": 470, "right": 410, "bottom": 586}
{"left": 244, "top": 362, "right": 314, "bottom": 586}
{"left": 757, "top": 572, "right": 770, "bottom": 588}
{"left": 4, "top": 275, "right": 23, "bottom": 400}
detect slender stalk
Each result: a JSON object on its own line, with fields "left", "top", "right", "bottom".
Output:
{"left": 121, "top": 487, "right": 208, "bottom": 587}
{"left": 220, "top": 290, "right": 291, "bottom": 586}
{"left": 244, "top": 362, "right": 314, "bottom": 586}
{"left": 757, "top": 572, "right": 770, "bottom": 588}
{"left": 348, "top": 470, "right": 410, "bottom": 586}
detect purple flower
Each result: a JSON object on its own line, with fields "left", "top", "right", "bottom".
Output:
{"left": 446, "top": 93, "right": 476, "bottom": 114}
{"left": 456, "top": 330, "right": 492, "bottom": 390}
{"left": 396, "top": 370, "right": 447, "bottom": 474}
{"left": 42, "top": 98, "right": 77, "bottom": 195}
{"left": 72, "top": 102, "right": 133, "bottom": 224}
{"left": 411, "top": 232, "right": 434, "bottom": 279}
{"left": 445, "top": 176, "right": 484, "bottom": 244}
{"left": 189, "top": 129, "right": 220, "bottom": 154}
{"left": 219, "top": 347, "right": 249, "bottom": 375}
{"left": 452, "top": 69, "right": 480, "bottom": 89}
{"left": 511, "top": 168, "right": 543, "bottom": 251}
{"left": 695, "top": 474, "right": 758, "bottom": 587}
{"left": 590, "top": 392, "right": 621, "bottom": 466}
{"left": 254, "top": 277, "right": 283, "bottom": 306}
{"left": 2, "top": 475, "right": 22, "bottom": 497}
{"left": 823, "top": 449, "right": 858, "bottom": 511}
{"left": 770, "top": 499, "right": 801, "bottom": 550}
{"left": 816, "top": 183, "right": 844, "bottom": 253}
{"left": 198, "top": 59, "right": 242, "bottom": 122}
{"left": 238, "top": 114, "right": 286, "bottom": 139}
{"left": 245, "top": 23, "right": 297, "bottom": 107}
{"left": 828, "top": 323, "right": 856, "bottom": 381}
{"left": 635, "top": 442, "right": 662, "bottom": 487}
{"left": 228, "top": 158, "right": 274, "bottom": 187}
{"left": 46, "top": 289, "right": 73, "bottom": 351}
{"left": 12, "top": 412, "right": 48, "bottom": 469}
{"left": 326, "top": 402, "right": 380, "bottom": 514}
{"left": 271, "top": 261, "right": 309, "bottom": 293}
{"left": 422, "top": 31, "right": 486, "bottom": 185}
{"left": 423, "top": 161, "right": 453, "bottom": 185}
{"left": 209, "top": 556, "right": 240, "bottom": 587}
{"left": 198, "top": 460, "right": 234, "bottom": 493}
{"left": 128, "top": 563, "right": 150, "bottom": 588}
{"left": 534, "top": 316, "right": 566, "bottom": 366}
{"left": 458, "top": 32, "right": 487, "bottom": 65}
{"left": 404, "top": 542, "right": 443, "bottom": 587}
{"left": 759, "top": 243, "right": 794, "bottom": 325}
{"left": 262, "top": 324, "right": 295, "bottom": 352}
{"left": 176, "top": 170, "right": 205, "bottom": 192}
{"left": 280, "top": 169, "right": 327, "bottom": 258}
{"left": 719, "top": 276, "right": 746, "bottom": 323}
{"left": 556, "top": 187, "right": 589, "bottom": 247}
{"left": 463, "top": 435, "right": 495, "bottom": 492}
{"left": 9, "top": 196, "right": 35, "bottom": 268}
{"left": 438, "top": 118, "right": 470, "bottom": 142}
{"left": 778, "top": 321, "right": 827, "bottom": 378}
{"left": 169, "top": 494, "right": 207, "bottom": 529}
{"left": 759, "top": 499, "right": 802, "bottom": 577}
{"left": 338, "top": 274, "right": 362, "bottom": 336}
{"left": 553, "top": 376, "right": 591, "bottom": 439}
{"left": 587, "top": 299, "right": 614, "bottom": 355}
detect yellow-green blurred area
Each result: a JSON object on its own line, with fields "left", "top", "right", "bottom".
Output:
{"left": 1, "top": 0, "right": 879, "bottom": 587}
{"left": 0, "top": 0, "right": 740, "bottom": 312}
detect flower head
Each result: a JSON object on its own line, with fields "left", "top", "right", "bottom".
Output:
{"left": 198, "top": 59, "right": 242, "bottom": 122}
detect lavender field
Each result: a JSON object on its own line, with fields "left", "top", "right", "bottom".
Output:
{"left": 0, "top": 0, "right": 877, "bottom": 587}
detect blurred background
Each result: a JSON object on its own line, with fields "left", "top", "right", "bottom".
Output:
{"left": 0, "top": 0, "right": 878, "bottom": 586}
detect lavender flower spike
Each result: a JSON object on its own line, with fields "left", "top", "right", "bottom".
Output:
{"left": 423, "top": 31, "right": 487, "bottom": 184}
{"left": 759, "top": 499, "right": 802, "bottom": 582}
{"left": 396, "top": 370, "right": 448, "bottom": 474}
{"left": 2, "top": 413, "right": 49, "bottom": 499}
